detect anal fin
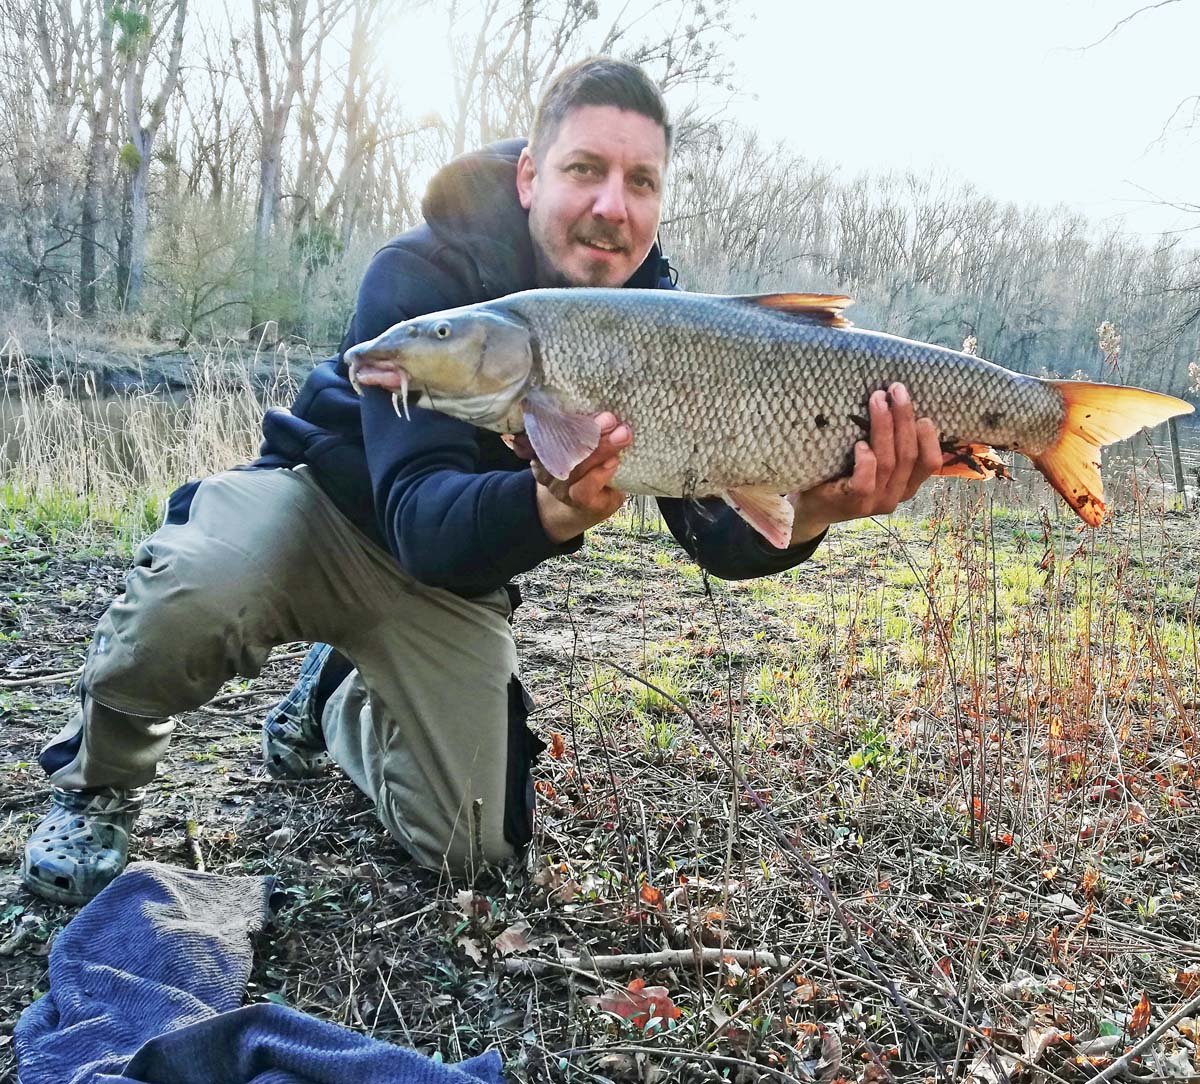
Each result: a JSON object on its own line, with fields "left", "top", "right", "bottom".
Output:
{"left": 935, "top": 444, "right": 1010, "bottom": 480}
{"left": 721, "top": 486, "right": 795, "bottom": 549}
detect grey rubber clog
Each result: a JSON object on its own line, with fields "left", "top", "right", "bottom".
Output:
{"left": 22, "top": 786, "right": 144, "bottom": 905}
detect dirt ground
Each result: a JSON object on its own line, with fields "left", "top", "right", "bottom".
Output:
{"left": 1, "top": 506, "right": 1198, "bottom": 1083}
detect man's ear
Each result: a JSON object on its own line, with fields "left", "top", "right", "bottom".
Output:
{"left": 516, "top": 146, "right": 536, "bottom": 210}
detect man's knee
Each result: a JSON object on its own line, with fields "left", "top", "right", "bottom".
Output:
{"left": 372, "top": 676, "right": 543, "bottom": 875}
{"left": 375, "top": 785, "right": 516, "bottom": 873}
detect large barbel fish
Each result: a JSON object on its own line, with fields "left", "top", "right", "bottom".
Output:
{"left": 346, "top": 289, "right": 1193, "bottom": 546}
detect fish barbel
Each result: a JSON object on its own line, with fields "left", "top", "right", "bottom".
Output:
{"left": 346, "top": 289, "right": 1193, "bottom": 546}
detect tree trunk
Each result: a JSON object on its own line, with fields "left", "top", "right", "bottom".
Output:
{"left": 79, "top": 120, "right": 106, "bottom": 314}
{"left": 116, "top": 174, "right": 132, "bottom": 309}
{"left": 126, "top": 147, "right": 150, "bottom": 309}
{"left": 251, "top": 151, "right": 281, "bottom": 332}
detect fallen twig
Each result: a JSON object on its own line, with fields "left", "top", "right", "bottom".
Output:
{"left": 507, "top": 947, "right": 794, "bottom": 973}
{"left": 0, "top": 666, "right": 82, "bottom": 688}
{"left": 553, "top": 1042, "right": 810, "bottom": 1083}
{"left": 185, "top": 819, "right": 204, "bottom": 872}
{"left": 371, "top": 902, "right": 439, "bottom": 930}
{"left": 1088, "top": 987, "right": 1200, "bottom": 1084}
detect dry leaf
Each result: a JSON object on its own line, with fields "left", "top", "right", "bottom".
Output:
{"left": 595, "top": 1052, "right": 639, "bottom": 1077}
{"left": 861, "top": 1059, "right": 890, "bottom": 1084}
{"left": 492, "top": 922, "right": 532, "bottom": 957}
{"left": 1130, "top": 990, "right": 1152, "bottom": 1037}
{"left": 789, "top": 978, "right": 818, "bottom": 1004}
{"left": 591, "top": 978, "right": 682, "bottom": 1028}
{"left": 1126, "top": 802, "right": 1149, "bottom": 825}
{"left": 1175, "top": 972, "right": 1200, "bottom": 997}
{"left": 639, "top": 883, "right": 664, "bottom": 910}
{"left": 1152, "top": 1048, "right": 1195, "bottom": 1078}
{"left": 454, "top": 890, "right": 491, "bottom": 920}
{"left": 1023, "top": 1023, "right": 1066, "bottom": 1063}
{"left": 550, "top": 878, "right": 582, "bottom": 905}
{"left": 965, "top": 1050, "right": 1020, "bottom": 1084}
{"left": 815, "top": 1026, "right": 842, "bottom": 1081}
{"left": 265, "top": 826, "right": 295, "bottom": 848}
{"left": 549, "top": 731, "right": 566, "bottom": 758}
{"left": 456, "top": 936, "right": 484, "bottom": 965}
{"left": 531, "top": 866, "right": 561, "bottom": 890}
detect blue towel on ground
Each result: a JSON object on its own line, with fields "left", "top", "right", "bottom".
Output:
{"left": 15, "top": 862, "right": 503, "bottom": 1084}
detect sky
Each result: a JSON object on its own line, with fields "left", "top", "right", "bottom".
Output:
{"left": 718, "top": 0, "right": 1200, "bottom": 243}
{"left": 379, "top": 0, "right": 1199, "bottom": 245}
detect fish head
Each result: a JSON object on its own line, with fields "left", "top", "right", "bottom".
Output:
{"left": 346, "top": 305, "right": 533, "bottom": 430}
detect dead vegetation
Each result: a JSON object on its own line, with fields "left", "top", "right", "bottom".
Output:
{"left": 1, "top": 485, "right": 1198, "bottom": 1083}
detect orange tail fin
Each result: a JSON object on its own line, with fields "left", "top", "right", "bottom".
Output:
{"left": 1034, "top": 382, "right": 1193, "bottom": 526}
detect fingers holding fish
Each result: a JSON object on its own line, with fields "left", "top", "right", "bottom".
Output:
{"left": 533, "top": 414, "right": 632, "bottom": 543}
{"left": 864, "top": 384, "right": 941, "bottom": 513}
{"left": 785, "top": 385, "right": 941, "bottom": 534}
{"left": 908, "top": 417, "right": 944, "bottom": 500}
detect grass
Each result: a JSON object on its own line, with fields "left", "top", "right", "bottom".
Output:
{"left": 1, "top": 352, "right": 1199, "bottom": 1082}
{"left": 0, "top": 334, "right": 301, "bottom": 552}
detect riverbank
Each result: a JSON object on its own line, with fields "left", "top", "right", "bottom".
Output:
{"left": 1, "top": 325, "right": 332, "bottom": 398}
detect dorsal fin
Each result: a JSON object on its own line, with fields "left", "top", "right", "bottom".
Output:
{"left": 729, "top": 292, "right": 854, "bottom": 329}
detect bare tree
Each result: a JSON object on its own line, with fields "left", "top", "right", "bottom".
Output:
{"left": 234, "top": 0, "right": 351, "bottom": 328}
{"left": 439, "top": 0, "right": 737, "bottom": 159}
{"left": 78, "top": 0, "right": 117, "bottom": 315}
{"left": 112, "top": 0, "right": 188, "bottom": 311}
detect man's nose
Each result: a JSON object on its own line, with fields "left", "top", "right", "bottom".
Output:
{"left": 591, "top": 173, "right": 628, "bottom": 223}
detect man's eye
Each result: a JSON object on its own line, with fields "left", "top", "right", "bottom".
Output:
{"left": 568, "top": 163, "right": 596, "bottom": 176}
{"left": 631, "top": 175, "right": 657, "bottom": 191}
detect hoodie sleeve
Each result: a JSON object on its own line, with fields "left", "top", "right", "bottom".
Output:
{"left": 344, "top": 240, "right": 465, "bottom": 347}
{"left": 362, "top": 390, "right": 581, "bottom": 594}
{"left": 655, "top": 496, "right": 826, "bottom": 580}
{"left": 349, "top": 247, "right": 579, "bottom": 594}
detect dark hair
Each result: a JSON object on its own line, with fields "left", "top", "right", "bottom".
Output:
{"left": 530, "top": 57, "right": 672, "bottom": 162}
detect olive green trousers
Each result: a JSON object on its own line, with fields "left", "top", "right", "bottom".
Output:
{"left": 39, "top": 466, "right": 541, "bottom": 872}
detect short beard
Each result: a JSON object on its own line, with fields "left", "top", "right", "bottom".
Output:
{"left": 530, "top": 241, "right": 577, "bottom": 289}
{"left": 531, "top": 237, "right": 628, "bottom": 289}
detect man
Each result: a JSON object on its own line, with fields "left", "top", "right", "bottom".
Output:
{"left": 22, "top": 58, "right": 942, "bottom": 904}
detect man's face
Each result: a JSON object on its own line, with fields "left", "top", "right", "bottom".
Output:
{"left": 517, "top": 104, "right": 667, "bottom": 288}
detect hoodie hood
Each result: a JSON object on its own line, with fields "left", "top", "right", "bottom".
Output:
{"left": 421, "top": 138, "right": 667, "bottom": 297}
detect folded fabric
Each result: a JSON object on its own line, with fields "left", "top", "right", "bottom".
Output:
{"left": 15, "top": 861, "right": 503, "bottom": 1084}
{"left": 102, "top": 1002, "right": 502, "bottom": 1084}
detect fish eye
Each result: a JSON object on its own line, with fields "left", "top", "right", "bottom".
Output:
{"left": 434, "top": 322, "right": 452, "bottom": 339}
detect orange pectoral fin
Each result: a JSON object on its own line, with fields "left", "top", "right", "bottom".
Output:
{"left": 1035, "top": 381, "right": 1193, "bottom": 527}
{"left": 935, "top": 444, "right": 1011, "bottom": 480}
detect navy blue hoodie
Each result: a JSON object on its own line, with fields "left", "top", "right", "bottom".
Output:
{"left": 254, "top": 139, "right": 825, "bottom": 596}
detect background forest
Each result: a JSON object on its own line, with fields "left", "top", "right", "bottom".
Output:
{"left": 1, "top": 0, "right": 1199, "bottom": 405}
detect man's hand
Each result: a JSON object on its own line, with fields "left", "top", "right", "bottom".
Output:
{"left": 787, "top": 383, "right": 942, "bottom": 544}
{"left": 506, "top": 412, "right": 633, "bottom": 543}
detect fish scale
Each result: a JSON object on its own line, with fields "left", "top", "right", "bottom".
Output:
{"left": 347, "top": 286, "right": 1192, "bottom": 535}
{"left": 499, "top": 289, "right": 1065, "bottom": 497}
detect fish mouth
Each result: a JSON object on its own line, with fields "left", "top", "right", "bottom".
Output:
{"left": 345, "top": 344, "right": 414, "bottom": 419}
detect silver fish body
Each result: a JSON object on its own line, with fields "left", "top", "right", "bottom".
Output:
{"left": 491, "top": 288, "right": 1064, "bottom": 497}
{"left": 347, "top": 287, "right": 1192, "bottom": 533}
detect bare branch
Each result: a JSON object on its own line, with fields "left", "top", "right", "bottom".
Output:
{"left": 1076, "top": 0, "right": 1183, "bottom": 50}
